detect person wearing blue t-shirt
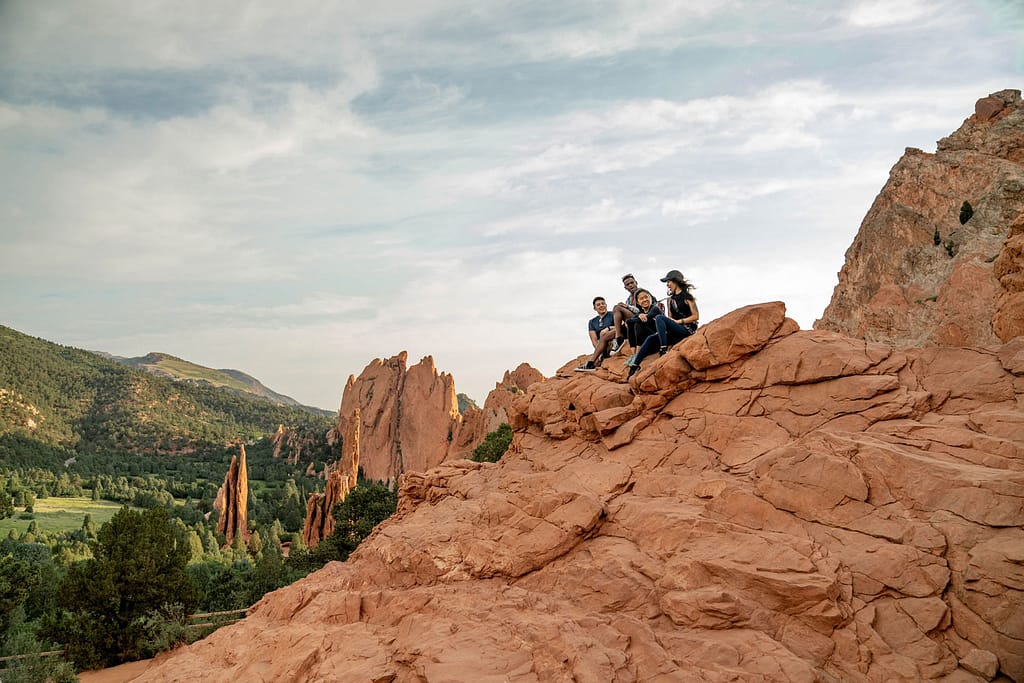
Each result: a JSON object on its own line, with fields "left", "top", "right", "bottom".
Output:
{"left": 575, "top": 296, "right": 616, "bottom": 372}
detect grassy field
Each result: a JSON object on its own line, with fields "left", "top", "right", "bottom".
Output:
{"left": 0, "top": 497, "right": 129, "bottom": 535}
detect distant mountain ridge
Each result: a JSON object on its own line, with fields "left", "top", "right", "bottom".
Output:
{"left": 96, "top": 350, "right": 330, "bottom": 416}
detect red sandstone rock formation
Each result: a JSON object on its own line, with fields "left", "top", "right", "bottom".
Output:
{"left": 269, "top": 424, "right": 304, "bottom": 464}
{"left": 133, "top": 302, "right": 1024, "bottom": 682}
{"left": 333, "top": 353, "right": 543, "bottom": 482}
{"left": 334, "top": 352, "right": 412, "bottom": 483}
{"left": 451, "top": 362, "right": 544, "bottom": 459}
{"left": 303, "top": 356, "right": 543, "bottom": 546}
{"left": 213, "top": 444, "right": 249, "bottom": 547}
{"left": 994, "top": 212, "right": 1024, "bottom": 342}
{"left": 816, "top": 89, "right": 1024, "bottom": 346}
{"left": 303, "top": 410, "right": 360, "bottom": 548}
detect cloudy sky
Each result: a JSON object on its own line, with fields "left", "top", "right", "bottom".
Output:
{"left": 1, "top": 1, "right": 1021, "bottom": 410}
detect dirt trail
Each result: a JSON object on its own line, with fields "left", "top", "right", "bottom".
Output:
{"left": 78, "top": 659, "right": 152, "bottom": 683}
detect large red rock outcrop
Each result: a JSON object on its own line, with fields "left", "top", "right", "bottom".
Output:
{"left": 332, "top": 352, "right": 458, "bottom": 483}
{"left": 213, "top": 445, "right": 249, "bottom": 547}
{"left": 305, "top": 356, "right": 541, "bottom": 546}
{"left": 333, "top": 353, "right": 544, "bottom": 482}
{"left": 135, "top": 302, "right": 1024, "bottom": 682}
{"left": 816, "top": 89, "right": 1024, "bottom": 346}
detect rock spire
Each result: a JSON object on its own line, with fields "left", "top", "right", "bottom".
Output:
{"left": 213, "top": 444, "right": 249, "bottom": 547}
{"left": 303, "top": 409, "right": 360, "bottom": 548}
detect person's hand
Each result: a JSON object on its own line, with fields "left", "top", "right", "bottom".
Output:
{"left": 639, "top": 314, "right": 648, "bottom": 322}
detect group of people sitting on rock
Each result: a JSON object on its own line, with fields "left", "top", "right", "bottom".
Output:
{"left": 577, "top": 270, "right": 699, "bottom": 379}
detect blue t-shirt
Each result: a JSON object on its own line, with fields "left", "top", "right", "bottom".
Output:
{"left": 588, "top": 312, "right": 614, "bottom": 337}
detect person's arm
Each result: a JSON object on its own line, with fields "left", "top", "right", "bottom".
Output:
{"left": 682, "top": 298, "right": 699, "bottom": 324}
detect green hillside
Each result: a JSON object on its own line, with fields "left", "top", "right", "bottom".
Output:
{"left": 0, "top": 324, "right": 336, "bottom": 457}
{"left": 102, "top": 351, "right": 331, "bottom": 415}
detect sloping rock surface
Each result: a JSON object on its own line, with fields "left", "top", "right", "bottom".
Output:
{"left": 816, "top": 89, "right": 1024, "bottom": 346}
{"left": 138, "top": 302, "right": 1023, "bottom": 682}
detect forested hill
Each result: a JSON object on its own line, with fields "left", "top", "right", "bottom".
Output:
{"left": 0, "top": 323, "right": 336, "bottom": 458}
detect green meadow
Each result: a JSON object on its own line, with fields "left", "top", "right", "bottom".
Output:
{"left": 0, "top": 497, "right": 130, "bottom": 535}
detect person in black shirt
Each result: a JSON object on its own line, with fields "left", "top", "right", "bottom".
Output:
{"left": 627, "top": 271, "right": 699, "bottom": 378}
{"left": 622, "top": 289, "right": 662, "bottom": 366}
{"left": 658, "top": 269, "right": 699, "bottom": 343}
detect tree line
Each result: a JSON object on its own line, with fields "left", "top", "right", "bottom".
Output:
{"left": 1, "top": 477, "right": 397, "bottom": 676}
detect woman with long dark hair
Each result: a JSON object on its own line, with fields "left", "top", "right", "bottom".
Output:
{"left": 657, "top": 269, "right": 699, "bottom": 346}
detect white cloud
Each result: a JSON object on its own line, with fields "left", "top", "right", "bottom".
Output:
{"left": 479, "top": 197, "right": 650, "bottom": 237}
{"left": 845, "top": 0, "right": 937, "bottom": 28}
{"left": 661, "top": 180, "right": 796, "bottom": 221}
{"left": 1, "top": 1, "right": 1020, "bottom": 411}
{"left": 503, "top": 0, "right": 739, "bottom": 61}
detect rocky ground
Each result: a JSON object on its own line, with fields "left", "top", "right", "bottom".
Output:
{"left": 131, "top": 302, "right": 1023, "bottom": 682}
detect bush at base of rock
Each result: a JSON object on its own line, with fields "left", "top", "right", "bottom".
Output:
{"left": 471, "top": 423, "right": 512, "bottom": 463}
{"left": 290, "top": 481, "right": 397, "bottom": 572}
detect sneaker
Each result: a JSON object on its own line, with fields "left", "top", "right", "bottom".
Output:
{"left": 608, "top": 338, "right": 623, "bottom": 356}
{"left": 624, "top": 354, "right": 638, "bottom": 367}
{"left": 627, "top": 365, "right": 639, "bottom": 379}
{"left": 658, "top": 346, "right": 668, "bottom": 356}
{"left": 575, "top": 361, "right": 596, "bottom": 372}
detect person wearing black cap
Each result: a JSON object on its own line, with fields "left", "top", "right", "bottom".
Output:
{"left": 658, "top": 269, "right": 699, "bottom": 338}
{"left": 626, "top": 270, "right": 699, "bottom": 378}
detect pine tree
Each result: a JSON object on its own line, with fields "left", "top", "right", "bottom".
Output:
{"left": 959, "top": 200, "right": 974, "bottom": 224}
{"left": 42, "top": 506, "right": 199, "bottom": 668}
{"left": 0, "top": 489, "right": 14, "bottom": 519}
